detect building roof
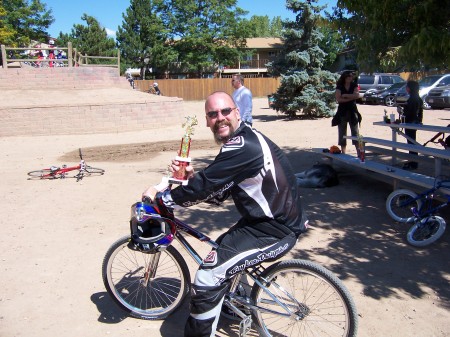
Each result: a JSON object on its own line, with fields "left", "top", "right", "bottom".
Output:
{"left": 245, "top": 37, "right": 283, "bottom": 49}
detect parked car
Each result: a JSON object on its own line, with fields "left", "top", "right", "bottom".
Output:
{"left": 363, "top": 82, "right": 406, "bottom": 106}
{"left": 357, "top": 73, "right": 405, "bottom": 96}
{"left": 395, "top": 74, "right": 450, "bottom": 108}
{"left": 425, "top": 85, "right": 450, "bottom": 109}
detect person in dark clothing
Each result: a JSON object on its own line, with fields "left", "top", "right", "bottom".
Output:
{"left": 399, "top": 80, "right": 423, "bottom": 169}
{"left": 143, "top": 91, "right": 308, "bottom": 337}
{"left": 334, "top": 71, "right": 362, "bottom": 154}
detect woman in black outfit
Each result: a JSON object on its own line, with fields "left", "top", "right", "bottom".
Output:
{"left": 334, "top": 71, "right": 362, "bottom": 154}
{"left": 400, "top": 80, "right": 423, "bottom": 170}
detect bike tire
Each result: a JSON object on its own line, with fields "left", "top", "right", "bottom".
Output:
{"left": 250, "top": 259, "right": 358, "bottom": 337}
{"left": 406, "top": 216, "right": 446, "bottom": 247}
{"left": 102, "top": 235, "right": 191, "bottom": 320}
{"left": 84, "top": 166, "right": 105, "bottom": 176}
{"left": 386, "top": 189, "right": 421, "bottom": 223}
{"left": 27, "top": 169, "right": 57, "bottom": 179}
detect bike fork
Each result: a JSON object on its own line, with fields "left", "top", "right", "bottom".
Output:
{"left": 140, "top": 252, "right": 161, "bottom": 287}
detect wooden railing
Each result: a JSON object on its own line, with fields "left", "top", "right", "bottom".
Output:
{"left": 1, "top": 42, "right": 120, "bottom": 74}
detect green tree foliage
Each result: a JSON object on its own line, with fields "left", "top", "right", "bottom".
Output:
{"left": 268, "top": 0, "right": 338, "bottom": 118}
{"left": 241, "top": 15, "right": 285, "bottom": 37}
{"left": 333, "top": 0, "right": 450, "bottom": 71}
{"left": 0, "top": 4, "right": 16, "bottom": 46}
{"left": 1, "top": 0, "right": 54, "bottom": 46}
{"left": 57, "top": 14, "right": 116, "bottom": 64}
{"left": 160, "top": 0, "right": 248, "bottom": 77}
{"left": 116, "top": 0, "right": 175, "bottom": 78}
{"left": 317, "top": 24, "right": 345, "bottom": 70}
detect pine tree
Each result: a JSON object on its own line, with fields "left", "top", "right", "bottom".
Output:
{"left": 116, "top": 0, "right": 175, "bottom": 79}
{"left": 58, "top": 14, "right": 116, "bottom": 64}
{"left": 268, "top": 0, "right": 338, "bottom": 119}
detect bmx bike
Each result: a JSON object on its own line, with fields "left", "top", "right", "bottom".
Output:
{"left": 386, "top": 176, "right": 450, "bottom": 247}
{"left": 102, "top": 196, "right": 358, "bottom": 337}
{"left": 27, "top": 148, "right": 105, "bottom": 182}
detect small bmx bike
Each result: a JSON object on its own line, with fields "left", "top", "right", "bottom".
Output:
{"left": 27, "top": 148, "right": 104, "bottom": 182}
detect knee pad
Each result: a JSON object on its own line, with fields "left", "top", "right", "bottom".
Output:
{"left": 190, "top": 281, "right": 230, "bottom": 315}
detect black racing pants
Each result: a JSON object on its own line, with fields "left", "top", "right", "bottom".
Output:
{"left": 184, "top": 219, "right": 297, "bottom": 337}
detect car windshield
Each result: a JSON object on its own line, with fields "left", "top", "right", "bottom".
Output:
{"left": 419, "top": 75, "right": 441, "bottom": 87}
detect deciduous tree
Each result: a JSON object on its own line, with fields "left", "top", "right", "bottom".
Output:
{"left": 161, "top": 0, "right": 248, "bottom": 78}
{"left": 333, "top": 0, "right": 450, "bottom": 71}
{"left": 1, "top": 0, "right": 53, "bottom": 46}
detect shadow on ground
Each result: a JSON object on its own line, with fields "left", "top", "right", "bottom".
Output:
{"left": 84, "top": 143, "right": 449, "bottom": 336}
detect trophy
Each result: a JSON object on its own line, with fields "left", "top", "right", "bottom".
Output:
{"left": 167, "top": 116, "right": 198, "bottom": 185}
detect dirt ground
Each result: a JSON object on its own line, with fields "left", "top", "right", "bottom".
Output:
{"left": 1, "top": 97, "right": 449, "bottom": 337}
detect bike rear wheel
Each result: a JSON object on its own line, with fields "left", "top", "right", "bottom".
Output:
{"left": 27, "top": 169, "right": 56, "bottom": 179}
{"left": 102, "top": 235, "right": 191, "bottom": 320}
{"left": 250, "top": 259, "right": 358, "bottom": 337}
{"left": 386, "top": 189, "right": 421, "bottom": 223}
{"left": 407, "top": 216, "right": 446, "bottom": 247}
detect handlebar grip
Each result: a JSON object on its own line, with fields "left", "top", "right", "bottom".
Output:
{"left": 142, "top": 196, "right": 153, "bottom": 204}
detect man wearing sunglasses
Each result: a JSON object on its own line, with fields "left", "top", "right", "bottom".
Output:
{"left": 231, "top": 74, "right": 253, "bottom": 126}
{"left": 143, "top": 91, "right": 307, "bottom": 337}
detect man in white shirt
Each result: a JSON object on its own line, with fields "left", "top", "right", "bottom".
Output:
{"left": 231, "top": 74, "right": 253, "bottom": 126}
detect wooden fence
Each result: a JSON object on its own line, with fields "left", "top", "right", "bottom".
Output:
{"left": 134, "top": 77, "right": 281, "bottom": 101}
{"left": 1, "top": 42, "right": 120, "bottom": 74}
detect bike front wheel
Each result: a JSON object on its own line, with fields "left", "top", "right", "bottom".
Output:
{"left": 84, "top": 166, "right": 105, "bottom": 176}
{"left": 102, "top": 235, "right": 191, "bottom": 320}
{"left": 251, "top": 259, "right": 358, "bottom": 337}
{"left": 386, "top": 189, "right": 421, "bottom": 223}
{"left": 407, "top": 216, "right": 446, "bottom": 247}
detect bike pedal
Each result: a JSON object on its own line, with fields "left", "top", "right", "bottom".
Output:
{"left": 239, "top": 315, "right": 252, "bottom": 337}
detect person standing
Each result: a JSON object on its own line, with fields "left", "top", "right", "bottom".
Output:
{"left": 399, "top": 80, "right": 423, "bottom": 170}
{"left": 231, "top": 74, "right": 253, "bottom": 126}
{"left": 334, "top": 71, "right": 362, "bottom": 154}
{"left": 143, "top": 91, "right": 307, "bottom": 337}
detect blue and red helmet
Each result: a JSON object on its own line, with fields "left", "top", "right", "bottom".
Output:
{"left": 129, "top": 202, "right": 175, "bottom": 252}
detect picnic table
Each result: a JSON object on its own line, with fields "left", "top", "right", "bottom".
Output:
{"left": 313, "top": 121, "right": 450, "bottom": 192}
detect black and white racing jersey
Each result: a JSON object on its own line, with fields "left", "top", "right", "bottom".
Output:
{"left": 163, "top": 122, "right": 307, "bottom": 235}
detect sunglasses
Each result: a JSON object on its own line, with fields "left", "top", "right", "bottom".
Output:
{"left": 206, "top": 107, "right": 235, "bottom": 118}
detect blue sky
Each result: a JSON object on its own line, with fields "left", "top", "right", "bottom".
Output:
{"left": 42, "top": 0, "right": 337, "bottom": 38}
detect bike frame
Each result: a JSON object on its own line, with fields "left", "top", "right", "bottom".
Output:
{"left": 43, "top": 160, "right": 85, "bottom": 179}
{"left": 405, "top": 181, "right": 450, "bottom": 219}
{"left": 162, "top": 215, "right": 300, "bottom": 320}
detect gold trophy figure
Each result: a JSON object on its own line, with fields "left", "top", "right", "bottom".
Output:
{"left": 168, "top": 116, "right": 198, "bottom": 185}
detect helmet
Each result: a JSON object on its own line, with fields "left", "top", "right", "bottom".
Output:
{"left": 153, "top": 82, "right": 158, "bottom": 87}
{"left": 129, "top": 202, "right": 175, "bottom": 252}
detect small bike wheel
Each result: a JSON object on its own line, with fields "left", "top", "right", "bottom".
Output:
{"left": 27, "top": 169, "right": 56, "bottom": 179}
{"left": 386, "top": 189, "right": 421, "bottom": 223}
{"left": 251, "top": 259, "right": 358, "bottom": 337}
{"left": 406, "top": 216, "right": 446, "bottom": 247}
{"left": 84, "top": 166, "right": 105, "bottom": 176}
{"left": 102, "top": 235, "right": 191, "bottom": 320}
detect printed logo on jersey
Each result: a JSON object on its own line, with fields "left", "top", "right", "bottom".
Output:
{"left": 222, "top": 136, "right": 244, "bottom": 152}
{"left": 203, "top": 250, "right": 217, "bottom": 266}
{"left": 227, "top": 243, "right": 289, "bottom": 276}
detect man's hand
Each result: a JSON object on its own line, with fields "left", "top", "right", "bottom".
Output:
{"left": 170, "top": 159, "right": 195, "bottom": 180}
{"left": 142, "top": 186, "right": 159, "bottom": 202}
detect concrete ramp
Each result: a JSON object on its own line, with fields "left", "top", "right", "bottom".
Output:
{"left": 0, "top": 67, "right": 184, "bottom": 137}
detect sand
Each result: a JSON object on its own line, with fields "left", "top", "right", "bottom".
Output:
{"left": 1, "top": 97, "right": 449, "bottom": 337}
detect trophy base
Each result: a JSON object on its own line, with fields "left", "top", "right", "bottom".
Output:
{"left": 167, "top": 177, "right": 189, "bottom": 185}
